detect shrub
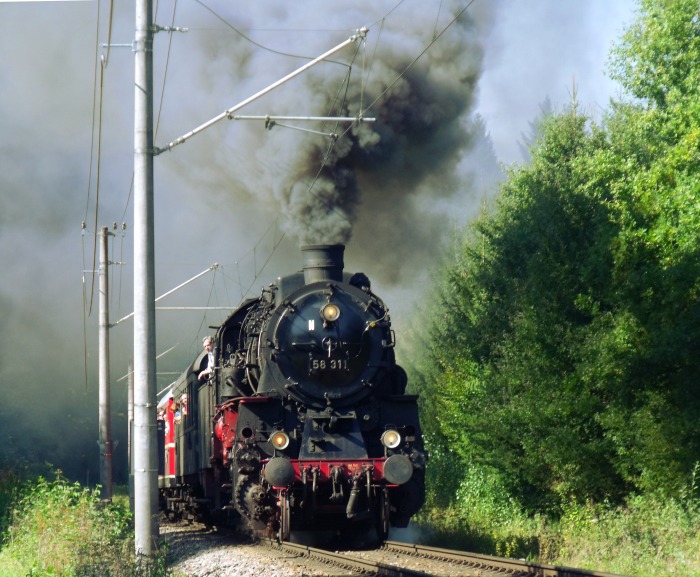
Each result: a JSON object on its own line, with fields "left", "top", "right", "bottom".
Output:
{"left": 551, "top": 493, "right": 700, "bottom": 576}
{"left": 0, "top": 472, "right": 169, "bottom": 577}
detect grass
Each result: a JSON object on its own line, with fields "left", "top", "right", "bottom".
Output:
{"left": 0, "top": 469, "right": 170, "bottom": 577}
{"left": 412, "top": 487, "right": 700, "bottom": 577}
{"left": 551, "top": 494, "right": 700, "bottom": 576}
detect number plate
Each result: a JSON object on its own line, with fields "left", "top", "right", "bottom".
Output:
{"left": 309, "top": 355, "right": 349, "bottom": 372}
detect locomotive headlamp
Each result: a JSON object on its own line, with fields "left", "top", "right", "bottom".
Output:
{"left": 381, "top": 429, "right": 402, "bottom": 449}
{"left": 269, "top": 431, "right": 290, "bottom": 451}
{"left": 320, "top": 303, "right": 341, "bottom": 323}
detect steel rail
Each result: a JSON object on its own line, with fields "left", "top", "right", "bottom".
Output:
{"left": 267, "top": 540, "right": 434, "bottom": 576}
{"left": 383, "top": 541, "right": 630, "bottom": 577}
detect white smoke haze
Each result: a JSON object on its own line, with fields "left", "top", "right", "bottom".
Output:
{"left": 0, "top": 0, "right": 634, "bottom": 483}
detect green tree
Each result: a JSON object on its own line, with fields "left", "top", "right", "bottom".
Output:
{"left": 429, "top": 109, "right": 627, "bottom": 510}
{"left": 411, "top": 0, "right": 700, "bottom": 512}
{"left": 609, "top": 0, "right": 700, "bottom": 108}
{"left": 601, "top": 0, "right": 700, "bottom": 492}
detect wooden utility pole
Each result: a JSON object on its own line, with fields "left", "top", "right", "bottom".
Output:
{"left": 133, "top": 0, "right": 158, "bottom": 557}
{"left": 98, "top": 226, "right": 113, "bottom": 502}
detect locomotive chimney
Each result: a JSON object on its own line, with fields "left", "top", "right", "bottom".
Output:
{"left": 301, "top": 244, "right": 345, "bottom": 284}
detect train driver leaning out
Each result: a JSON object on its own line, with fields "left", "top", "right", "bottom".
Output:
{"left": 198, "top": 336, "right": 215, "bottom": 381}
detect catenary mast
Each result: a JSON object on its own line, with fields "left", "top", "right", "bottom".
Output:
{"left": 133, "top": 0, "right": 158, "bottom": 557}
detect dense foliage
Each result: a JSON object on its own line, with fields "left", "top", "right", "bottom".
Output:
{"left": 407, "top": 0, "right": 700, "bottom": 515}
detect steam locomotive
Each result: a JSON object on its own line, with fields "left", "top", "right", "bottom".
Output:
{"left": 157, "top": 244, "right": 425, "bottom": 542}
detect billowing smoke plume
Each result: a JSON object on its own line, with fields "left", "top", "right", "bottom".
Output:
{"left": 160, "top": 0, "right": 496, "bottom": 285}
{"left": 280, "top": 19, "right": 483, "bottom": 250}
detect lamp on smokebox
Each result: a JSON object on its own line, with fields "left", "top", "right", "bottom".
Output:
{"left": 320, "top": 302, "right": 341, "bottom": 323}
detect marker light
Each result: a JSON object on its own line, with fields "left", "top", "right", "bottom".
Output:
{"left": 320, "top": 303, "right": 341, "bottom": 323}
{"left": 269, "top": 431, "right": 290, "bottom": 451}
{"left": 381, "top": 429, "right": 401, "bottom": 449}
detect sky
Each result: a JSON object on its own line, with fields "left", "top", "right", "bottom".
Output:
{"left": 0, "top": 0, "right": 637, "bottom": 483}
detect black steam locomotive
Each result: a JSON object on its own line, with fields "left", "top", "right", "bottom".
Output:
{"left": 158, "top": 244, "right": 425, "bottom": 542}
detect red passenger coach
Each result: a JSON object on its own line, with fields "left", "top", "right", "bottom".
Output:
{"left": 165, "top": 397, "right": 176, "bottom": 480}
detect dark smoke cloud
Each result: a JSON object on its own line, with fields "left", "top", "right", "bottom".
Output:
{"left": 156, "top": 0, "right": 497, "bottom": 288}
{"left": 289, "top": 21, "right": 483, "bottom": 251}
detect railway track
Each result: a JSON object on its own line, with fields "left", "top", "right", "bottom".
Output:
{"left": 161, "top": 519, "right": 630, "bottom": 577}
{"left": 265, "top": 539, "right": 630, "bottom": 577}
